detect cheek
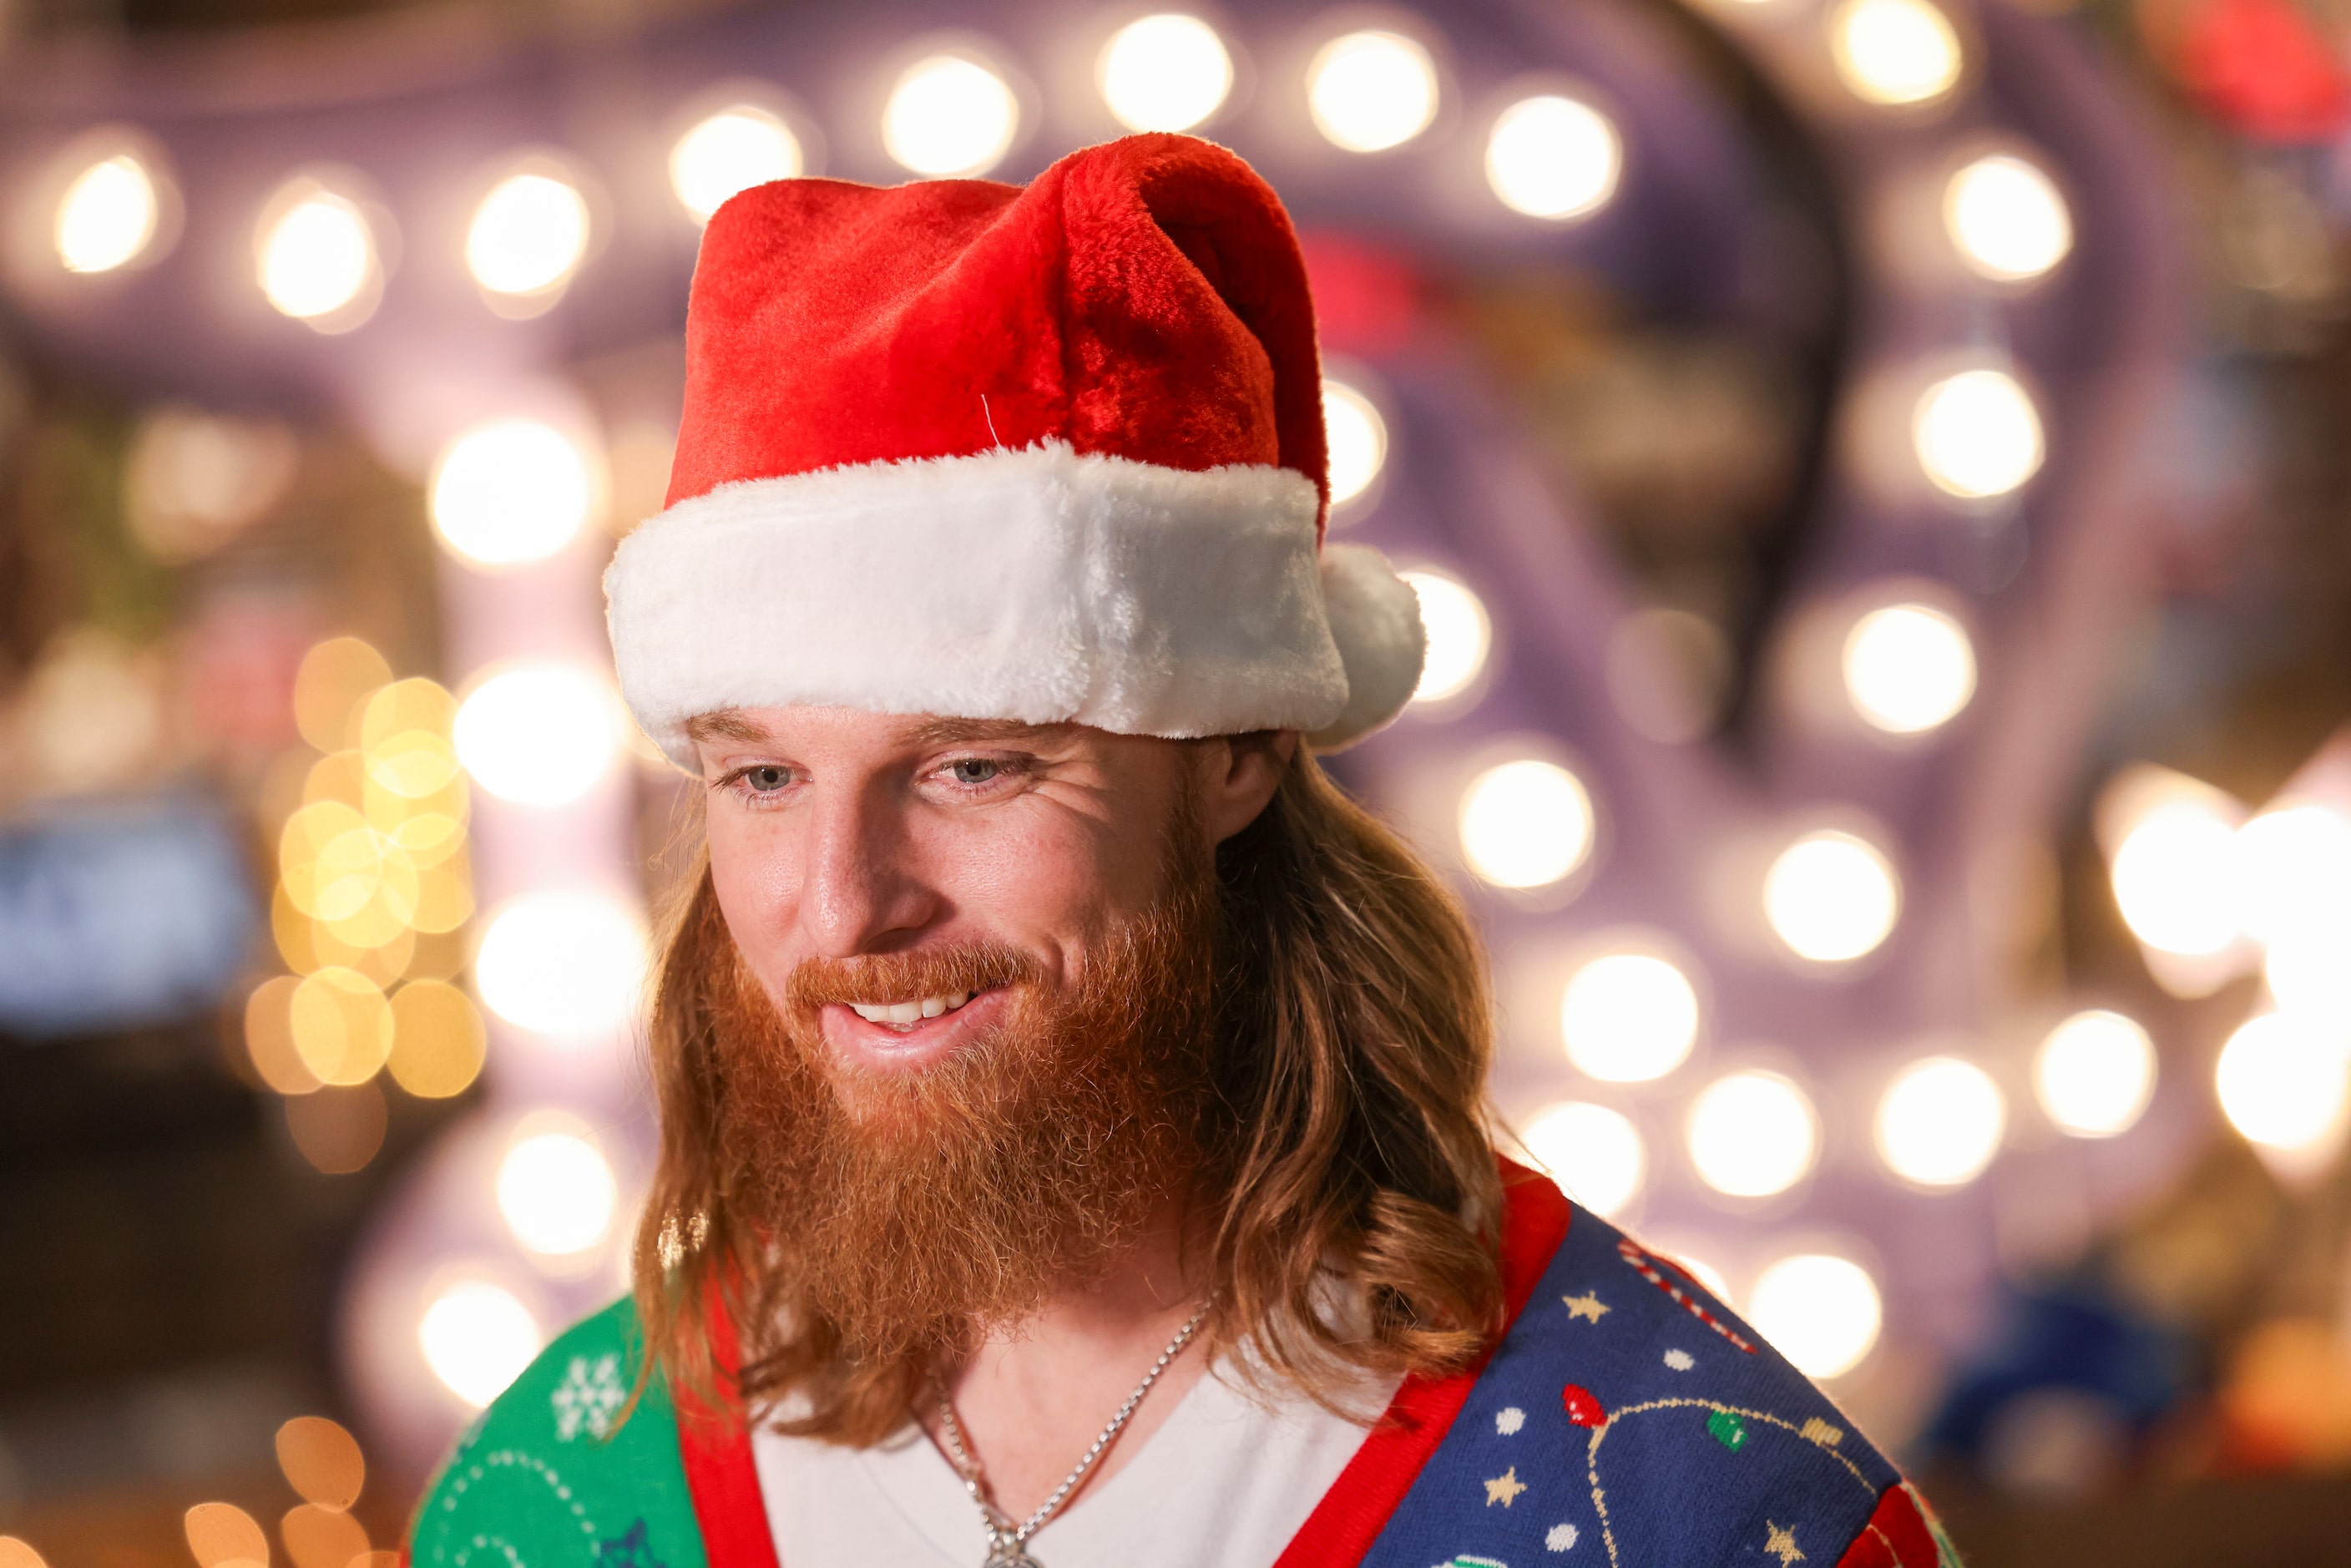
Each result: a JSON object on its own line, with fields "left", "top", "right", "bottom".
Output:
{"left": 932, "top": 812, "right": 1158, "bottom": 952}
{"left": 705, "top": 812, "right": 802, "bottom": 979}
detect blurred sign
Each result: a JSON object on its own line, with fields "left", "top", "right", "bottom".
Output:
{"left": 0, "top": 796, "right": 255, "bottom": 1038}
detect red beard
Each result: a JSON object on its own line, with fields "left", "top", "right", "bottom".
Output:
{"left": 705, "top": 852, "right": 1221, "bottom": 1432}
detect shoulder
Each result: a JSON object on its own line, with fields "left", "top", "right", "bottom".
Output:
{"left": 1369, "top": 1196, "right": 1961, "bottom": 1568}
{"left": 409, "top": 1297, "right": 709, "bottom": 1568}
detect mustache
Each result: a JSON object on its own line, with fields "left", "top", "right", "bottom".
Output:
{"left": 781, "top": 942, "right": 1040, "bottom": 1012}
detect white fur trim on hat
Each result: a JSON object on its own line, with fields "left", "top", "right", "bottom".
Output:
{"left": 606, "top": 441, "right": 1426, "bottom": 766}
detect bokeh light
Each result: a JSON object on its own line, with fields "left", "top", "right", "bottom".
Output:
{"left": 2111, "top": 799, "right": 2242, "bottom": 956}
{"left": 1485, "top": 95, "right": 1620, "bottom": 221}
{"left": 2034, "top": 1009, "right": 2156, "bottom": 1138}
{"left": 1944, "top": 153, "right": 2072, "bottom": 281}
{"left": 883, "top": 53, "right": 1019, "bottom": 176}
{"left": 1842, "top": 602, "right": 1976, "bottom": 735}
{"left": 1763, "top": 829, "right": 1900, "bottom": 963}
{"left": 0, "top": 1539, "right": 49, "bottom": 1568}
{"left": 2215, "top": 1012, "right": 2351, "bottom": 1153}
{"left": 670, "top": 106, "right": 802, "bottom": 223}
{"left": 1686, "top": 1070, "right": 1819, "bottom": 1197}
{"left": 1913, "top": 368, "right": 2045, "bottom": 500}
{"left": 1098, "top": 14, "right": 1233, "bottom": 133}
{"left": 255, "top": 177, "right": 380, "bottom": 329}
{"left": 1401, "top": 569, "right": 1491, "bottom": 706}
{"left": 430, "top": 419, "right": 597, "bottom": 568}
{"left": 183, "top": 1502, "right": 269, "bottom": 1568}
{"left": 280, "top": 1504, "right": 367, "bottom": 1568}
{"left": 276, "top": 1414, "right": 366, "bottom": 1510}
{"left": 125, "top": 407, "right": 298, "bottom": 563}
{"left": 387, "top": 980, "right": 487, "bottom": 1099}
{"left": 54, "top": 152, "right": 159, "bottom": 274}
{"left": 498, "top": 1126, "right": 619, "bottom": 1256}
{"left": 1747, "top": 1254, "right": 1883, "bottom": 1378}
{"left": 290, "top": 966, "right": 393, "bottom": 1085}
{"left": 417, "top": 1278, "right": 543, "bottom": 1408}
{"left": 292, "top": 636, "right": 392, "bottom": 751}
{"left": 2263, "top": 928, "right": 2351, "bottom": 1029}
{"left": 1306, "top": 30, "right": 1438, "bottom": 153}
{"left": 453, "top": 663, "right": 619, "bottom": 807}
{"left": 285, "top": 1083, "right": 387, "bottom": 1174}
{"left": 245, "top": 975, "right": 321, "bottom": 1095}
{"left": 1828, "top": 0, "right": 1963, "bottom": 107}
{"left": 1322, "top": 378, "right": 1388, "bottom": 508}
{"left": 474, "top": 890, "right": 650, "bottom": 1035}
{"left": 2233, "top": 804, "right": 2351, "bottom": 948}
{"left": 1876, "top": 1055, "right": 2005, "bottom": 1186}
{"left": 465, "top": 169, "right": 590, "bottom": 300}
{"left": 1559, "top": 950, "right": 1700, "bottom": 1082}
{"left": 1521, "top": 1100, "right": 1646, "bottom": 1217}
{"left": 1457, "top": 758, "right": 1595, "bottom": 890}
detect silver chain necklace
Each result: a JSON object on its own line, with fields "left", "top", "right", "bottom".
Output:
{"left": 933, "top": 1300, "right": 1212, "bottom": 1568}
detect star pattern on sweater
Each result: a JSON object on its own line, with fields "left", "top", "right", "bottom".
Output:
{"left": 1763, "top": 1521, "right": 1804, "bottom": 1566}
{"left": 1561, "top": 1291, "right": 1610, "bottom": 1323}
{"left": 1484, "top": 1466, "right": 1528, "bottom": 1507}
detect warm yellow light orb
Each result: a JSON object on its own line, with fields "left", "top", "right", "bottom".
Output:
{"left": 429, "top": 419, "right": 596, "bottom": 568}
{"left": 1521, "top": 1100, "right": 1646, "bottom": 1217}
{"left": 670, "top": 107, "right": 802, "bottom": 223}
{"left": 1098, "top": 14, "right": 1233, "bottom": 133}
{"left": 1944, "top": 154, "right": 2072, "bottom": 282}
{"left": 1559, "top": 951, "right": 1701, "bottom": 1083}
{"left": 1842, "top": 602, "right": 1976, "bottom": 735}
{"left": 2110, "top": 801, "right": 2242, "bottom": 957}
{"left": 1875, "top": 1055, "right": 2005, "bottom": 1186}
{"left": 884, "top": 54, "right": 1019, "bottom": 177}
{"left": 453, "top": 664, "right": 619, "bottom": 807}
{"left": 1747, "top": 1254, "right": 1882, "bottom": 1377}
{"left": 497, "top": 1127, "right": 619, "bottom": 1256}
{"left": 466, "top": 171, "right": 590, "bottom": 298}
{"left": 474, "top": 890, "right": 649, "bottom": 1036}
{"left": 1913, "top": 369, "right": 2044, "bottom": 500}
{"left": 1829, "top": 0, "right": 1963, "bottom": 107}
{"left": 256, "top": 180, "right": 378, "bottom": 326}
{"left": 1485, "top": 95, "right": 1621, "bottom": 221}
{"left": 1686, "top": 1070, "right": 1820, "bottom": 1197}
{"left": 54, "top": 154, "right": 159, "bottom": 274}
{"left": 417, "top": 1279, "right": 542, "bottom": 1408}
{"left": 1401, "top": 569, "right": 1491, "bottom": 706}
{"left": 1322, "top": 379, "right": 1388, "bottom": 508}
{"left": 2215, "top": 1012, "right": 2351, "bottom": 1153}
{"left": 2034, "top": 1009, "right": 2156, "bottom": 1137}
{"left": 1457, "top": 759, "right": 1595, "bottom": 890}
{"left": 1307, "top": 31, "right": 1438, "bottom": 153}
{"left": 1763, "top": 829, "right": 1900, "bottom": 963}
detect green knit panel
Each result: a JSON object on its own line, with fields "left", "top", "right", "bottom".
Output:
{"left": 410, "top": 1297, "right": 707, "bottom": 1568}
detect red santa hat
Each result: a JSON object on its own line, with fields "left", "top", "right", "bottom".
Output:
{"left": 607, "top": 132, "right": 1425, "bottom": 766}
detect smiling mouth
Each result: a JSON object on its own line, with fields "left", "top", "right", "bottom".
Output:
{"left": 842, "top": 989, "right": 979, "bottom": 1030}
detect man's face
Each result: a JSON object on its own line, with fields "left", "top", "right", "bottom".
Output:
{"left": 691, "top": 706, "right": 1202, "bottom": 1088}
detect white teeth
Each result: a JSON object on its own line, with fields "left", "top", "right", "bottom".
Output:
{"left": 847, "top": 991, "right": 975, "bottom": 1026}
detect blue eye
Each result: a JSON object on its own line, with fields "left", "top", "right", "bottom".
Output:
{"left": 948, "top": 759, "right": 1000, "bottom": 786}
{"left": 743, "top": 766, "right": 789, "bottom": 792}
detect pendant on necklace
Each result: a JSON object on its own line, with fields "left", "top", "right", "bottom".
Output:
{"left": 984, "top": 1540, "right": 1044, "bottom": 1568}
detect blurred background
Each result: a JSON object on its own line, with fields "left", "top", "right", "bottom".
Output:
{"left": 0, "top": 0, "right": 2348, "bottom": 1561}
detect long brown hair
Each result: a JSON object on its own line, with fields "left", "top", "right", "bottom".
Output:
{"left": 632, "top": 747, "right": 1504, "bottom": 1430}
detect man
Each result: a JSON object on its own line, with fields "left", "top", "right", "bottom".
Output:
{"left": 411, "top": 134, "right": 1956, "bottom": 1568}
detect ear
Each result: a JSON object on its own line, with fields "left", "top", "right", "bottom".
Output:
{"left": 1196, "top": 730, "right": 1297, "bottom": 846}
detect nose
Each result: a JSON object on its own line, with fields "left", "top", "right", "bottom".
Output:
{"left": 794, "top": 775, "right": 941, "bottom": 959}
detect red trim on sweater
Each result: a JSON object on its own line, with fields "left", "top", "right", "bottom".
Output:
{"left": 675, "top": 1287, "right": 784, "bottom": 1568}
{"left": 1270, "top": 1160, "right": 1573, "bottom": 1568}
{"left": 673, "top": 1159, "right": 1572, "bottom": 1568}
{"left": 1832, "top": 1483, "right": 1943, "bottom": 1568}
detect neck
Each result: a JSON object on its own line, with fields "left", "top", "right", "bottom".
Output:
{"left": 925, "top": 1194, "right": 1217, "bottom": 1524}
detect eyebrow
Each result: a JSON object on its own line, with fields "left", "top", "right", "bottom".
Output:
{"left": 683, "top": 710, "right": 771, "bottom": 745}
{"left": 680, "top": 711, "right": 1068, "bottom": 750}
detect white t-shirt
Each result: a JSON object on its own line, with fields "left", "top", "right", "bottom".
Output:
{"left": 752, "top": 1359, "right": 1400, "bottom": 1568}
